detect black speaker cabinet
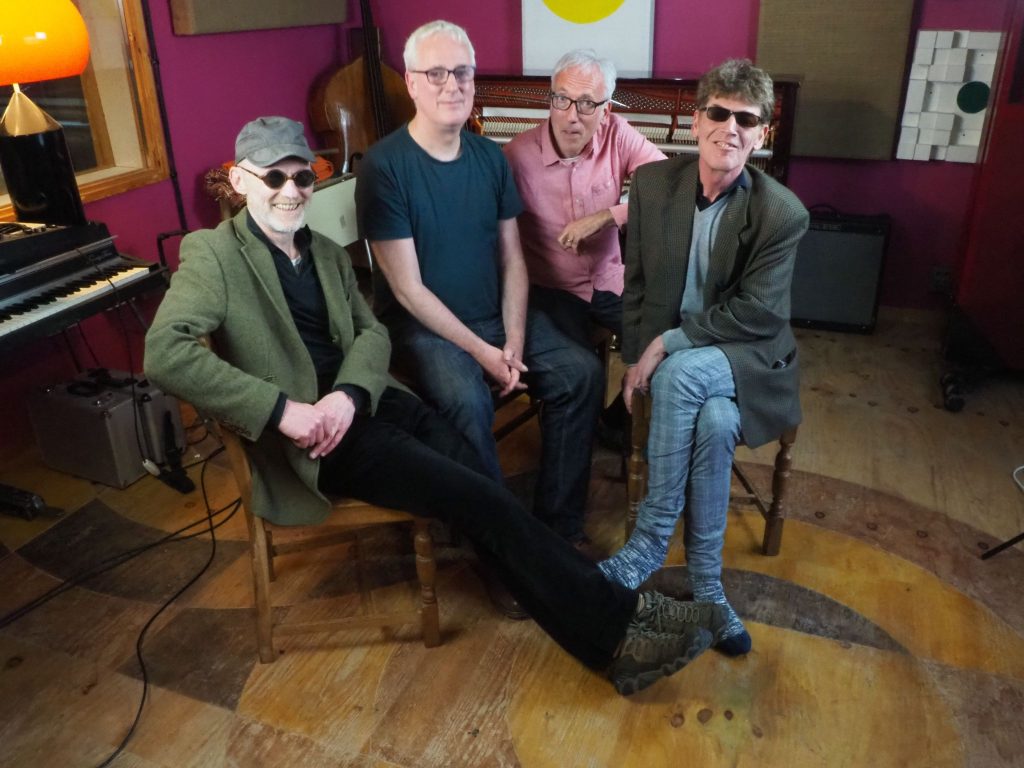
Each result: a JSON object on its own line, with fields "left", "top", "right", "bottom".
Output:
{"left": 790, "top": 212, "right": 890, "bottom": 333}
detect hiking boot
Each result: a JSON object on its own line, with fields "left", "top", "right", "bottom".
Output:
{"left": 635, "top": 590, "right": 729, "bottom": 642}
{"left": 608, "top": 623, "right": 713, "bottom": 696}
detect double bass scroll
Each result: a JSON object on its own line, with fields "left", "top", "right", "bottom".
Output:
{"left": 309, "top": 0, "right": 413, "bottom": 173}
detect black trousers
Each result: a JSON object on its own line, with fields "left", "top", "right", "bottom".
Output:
{"left": 319, "top": 387, "right": 636, "bottom": 669}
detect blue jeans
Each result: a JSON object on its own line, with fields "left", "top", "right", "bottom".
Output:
{"left": 529, "top": 285, "right": 623, "bottom": 349}
{"left": 388, "top": 310, "right": 604, "bottom": 541}
{"left": 529, "top": 286, "right": 627, "bottom": 429}
{"left": 641, "top": 346, "right": 741, "bottom": 580}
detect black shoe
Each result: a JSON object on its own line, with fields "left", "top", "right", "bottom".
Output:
{"left": 595, "top": 417, "right": 627, "bottom": 453}
{"left": 479, "top": 567, "right": 529, "bottom": 620}
{"left": 603, "top": 392, "right": 628, "bottom": 428}
{"left": 571, "top": 535, "right": 606, "bottom": 562}
{"left": 608, "top": 621, "right": 713, "bottom": 696}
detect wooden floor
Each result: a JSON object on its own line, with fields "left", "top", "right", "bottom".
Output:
{"left": 1, "top": 308, "right": 1022, "bottom": 767}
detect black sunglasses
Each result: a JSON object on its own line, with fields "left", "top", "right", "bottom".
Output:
{"left": 699, "top": 105, "right": 764, "bottom": 129}
{"left": 238, "top": 165, "right": 317, "bottom": 190}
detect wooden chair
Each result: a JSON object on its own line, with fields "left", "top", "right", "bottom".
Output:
{"left": 195, "top": 334, "right": 441, "bottom": 662}
{"left": 216, "top": 421, "right": 441, "bottom": 663}
{"left": 626, "top": 391, "right": 798, "bottom": 556}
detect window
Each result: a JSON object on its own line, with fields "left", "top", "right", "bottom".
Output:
{"left": 0, "top": 0, "right": 168, "bottom": 220}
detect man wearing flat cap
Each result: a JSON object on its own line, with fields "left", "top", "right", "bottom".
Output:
{"left": 144, "top": 115, "right": 734, "bottom": 696}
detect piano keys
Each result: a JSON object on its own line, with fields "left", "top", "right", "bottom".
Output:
{"left": 471, "top": 75, "right": 799, "bottom": 183}
{"left": 0, "top": 221, "right": 168, "bottom": 354}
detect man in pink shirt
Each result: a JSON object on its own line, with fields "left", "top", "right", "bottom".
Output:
{"left": 504, "top": 49, "right": 665, "bottom": 440}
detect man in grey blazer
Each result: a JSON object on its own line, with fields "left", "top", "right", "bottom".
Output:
{"left": 598, "top": 60, "right": 809, "bottom": 658}
{"left": 144, "top": 116, "right": 731, "bottom": 695}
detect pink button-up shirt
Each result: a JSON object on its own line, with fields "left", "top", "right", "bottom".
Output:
{"left": 504, "top": 113, "right": 666, "bottom": 301}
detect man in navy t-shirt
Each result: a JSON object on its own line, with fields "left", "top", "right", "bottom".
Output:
{"left": 357, "top": 20, "right": 604, "bottom": 557}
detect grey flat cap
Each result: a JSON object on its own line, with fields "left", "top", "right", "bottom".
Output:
{"left": 234, "top": 116, "right": 316, "bottom": 166}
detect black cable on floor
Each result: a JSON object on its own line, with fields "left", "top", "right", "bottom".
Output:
{"left": 0, "top": 501, "right": 239, "bottom": 630}
{"left": 0, "top": 448, "right": 235, "bottom": 630}
{"left": 92, "top": 459, "right": 224, "bottom": 768}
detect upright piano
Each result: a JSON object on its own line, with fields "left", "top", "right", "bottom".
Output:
{"left": 470, "top": 75, "right": 799, "bottom": 184}
{"left": 0, "top": 221, "right": 168, "bottom": 354}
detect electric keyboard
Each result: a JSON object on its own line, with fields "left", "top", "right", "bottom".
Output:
{"left": 0, "top": 223, "right": 168, "bottom": 354}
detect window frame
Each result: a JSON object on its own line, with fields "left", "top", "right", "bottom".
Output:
{"left": 0, "top": 0, "right": 168, "bottom": 221}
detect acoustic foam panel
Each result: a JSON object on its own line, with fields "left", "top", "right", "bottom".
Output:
{"left": 757, "top": 0, "right": 914, "bottom": 160}
{"left": 897, "top": 30, "right": 1002, "bottom": 163}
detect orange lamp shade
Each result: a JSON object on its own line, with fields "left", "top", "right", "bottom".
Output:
{"left": 0, "top": 0, "right": 91, "bottom": 87}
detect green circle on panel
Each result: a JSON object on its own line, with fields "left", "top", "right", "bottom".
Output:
{"left": 956, "top": 82, "right": 991, "bottom": 114}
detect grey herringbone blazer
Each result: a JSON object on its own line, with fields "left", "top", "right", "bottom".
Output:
{"left": 622, "top": 159, "right": 809, "bottom": 448}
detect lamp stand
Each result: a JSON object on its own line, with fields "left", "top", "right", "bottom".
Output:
{"left": 0, "top": 84, "right": 87, "bottom": 226}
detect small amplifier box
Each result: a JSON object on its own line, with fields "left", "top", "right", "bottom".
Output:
{"left": 29, "top": 369, "right": 185, "bottom": 488}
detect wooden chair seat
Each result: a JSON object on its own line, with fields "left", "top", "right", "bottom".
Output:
{"left": 626, "top": 390, "right": 797, "bottom": 556}
{"left": 218, "top": 422, "right": 441, "bottom": 663}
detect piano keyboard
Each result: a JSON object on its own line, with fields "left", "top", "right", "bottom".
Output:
{"left": 634, "top": 124, "right": 672, "bottom": 144}
{"left": 472, "top": 75, "right": 798, "bottom": 184}
{"left": 475, "top": 112, "right": 773, "bottom": 160}
{"left": 479, "top": 117, "right": 543, "bottom": 139}
{"left": 0, "top": 261, "right": 160, "bottom": 350}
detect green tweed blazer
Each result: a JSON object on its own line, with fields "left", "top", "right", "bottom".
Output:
{"left": 145, "top": 209, "right": 401, "bottom": 525}
{"left": 622, "top": 159, "right": 809, "bottom": 448}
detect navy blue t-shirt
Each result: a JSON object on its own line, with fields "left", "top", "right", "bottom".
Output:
{"left": 356, "top": 125, "right": 523, "bottom": 324}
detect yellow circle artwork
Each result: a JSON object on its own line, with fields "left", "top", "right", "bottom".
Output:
{"left": 542, "top": 0, "right": 626, "bottom": 25}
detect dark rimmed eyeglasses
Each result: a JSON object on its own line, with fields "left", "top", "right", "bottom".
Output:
{"left": 699, "top": 105, "right": 764, "bottom": 129}
{"left": 410, "top": 65, "right": 476, "bottom": 85}
{"left": 550, "top": 93, "right": 609, "bottom": 116}
{"left": 238, "top": 165, "right": 317, "bottom": 190}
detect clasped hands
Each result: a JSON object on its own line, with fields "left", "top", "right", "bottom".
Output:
{"left": 478, "top": 343, "right": 529, "bottom": 398}
{"left": 277, "top": 390, "right": 355, "bottom": 459}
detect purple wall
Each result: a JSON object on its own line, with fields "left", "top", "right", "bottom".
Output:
{"left": 86, "top": 2, "right": 348, "bottom": 254}
{"left": 0, "top": 0, "right": 1013, "bottom": 453}
{"left": 367, "top": 0, "right": 762, "bottom": 77}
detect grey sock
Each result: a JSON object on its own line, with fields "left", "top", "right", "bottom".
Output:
{"left": 598, "top": 529, "right": 670, "bottom": 589}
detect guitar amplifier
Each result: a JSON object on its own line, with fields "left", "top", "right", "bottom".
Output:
{"left": 790, "top": 212, "right": 890, "bottom": 333}
{"left": 29, "top": 369, "right": 185, "bottom": 488}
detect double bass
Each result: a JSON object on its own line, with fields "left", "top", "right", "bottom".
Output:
{"left": 309, "top": 0, "right": 414, "bottom": 173}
